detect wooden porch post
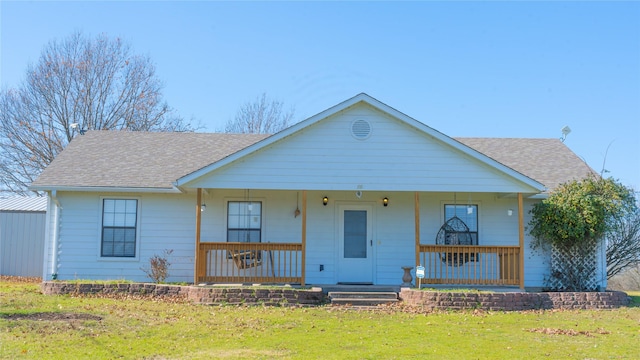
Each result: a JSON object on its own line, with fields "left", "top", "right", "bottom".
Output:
{"left": 194, "top": 188, "right": 202, "bottom": 284}
{"left": 518, "top": 192, "right": 525, "bottom": 290}
{"left": 301, "top": 190, "right": 307, "bottom": 286}
{"left": 415, "top": 192, "right": 420, "bottom": 267}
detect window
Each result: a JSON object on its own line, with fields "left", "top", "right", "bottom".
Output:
{"left": 101, "top": 199, "right": 138, "bottom": 257}
{"left": 227, "top": 201, "right": 262, "bottom": 243}
{"left": 444, "top": 204, "right": 478, "bottom": 245}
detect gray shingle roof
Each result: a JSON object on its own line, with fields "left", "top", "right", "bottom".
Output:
{"left": 455, "top": 137, "right": 595, "bottom": 192}
{"left": 31, "top": 131, "right": 593, "bottom": 192}
{"left": 31, "top": 131, "right": 269, "bottom": 190}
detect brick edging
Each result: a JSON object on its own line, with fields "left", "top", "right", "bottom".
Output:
{"left": 41, "top": 282, "right": 325, "bottom": 306}
{"left": 399, "top": 289, "right": 631, "bottom": 310}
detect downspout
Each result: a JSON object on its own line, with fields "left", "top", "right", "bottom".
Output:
{"left": 50, "top": 190, "right": 61, "bottom": 280}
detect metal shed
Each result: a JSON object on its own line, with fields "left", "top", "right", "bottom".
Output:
{"left": 0, "top": 197, "right": 47, "bottom": 277}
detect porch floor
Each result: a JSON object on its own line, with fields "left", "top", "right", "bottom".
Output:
{"left": 319, "top": 284, "right": 400, "bottom": 295}
{"left": 418, "top": 284, "right": 524, "bottom": 293}
{"left": 196, "top": 283, "right": 524, "bottom": 294}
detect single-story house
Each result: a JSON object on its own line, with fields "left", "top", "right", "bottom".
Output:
{"left": 0, "top": 196, "right": 47, "bottom": 277}
{"left": 30, "top": 93, "right": 596, "bottom": 290}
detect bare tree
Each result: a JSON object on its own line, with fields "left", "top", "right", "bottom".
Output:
{"left": 0, "top": 32, "right": 194, "bottom": 195}
{"left": 607, "top": 209, "right": 640, "bottom": 279}
{"left": 224, "top": 93, "right": 294, "bottom": 134}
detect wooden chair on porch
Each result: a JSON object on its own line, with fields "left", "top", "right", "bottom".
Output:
{"left": 230, "top": 250, "right": 262, "bottom": 269}
{"left": 229, "top": 246, "right": 276, "bottom": 278}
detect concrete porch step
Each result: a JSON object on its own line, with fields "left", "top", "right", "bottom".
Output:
{"left": 328, "top": 291, "right": 399, "bottom": 307}
{"left": 320, "top": 285, "right": 400, "bottom": 294}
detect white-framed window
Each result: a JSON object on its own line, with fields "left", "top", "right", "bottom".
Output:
{"left": 227, "top": 201, "right": 262, "bottom": 243}
{"left": 101, "top": 199, "right": 138, "bottom": 257}
{"left": 444, "top": 204, "right": 479, "bottom": 245}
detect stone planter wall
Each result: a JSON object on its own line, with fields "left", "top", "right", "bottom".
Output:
{"left": 187, "top": 287, "right": 325, "bottom": 306}
{"left": 41, "top": 282, "right": 325, "bottom": 306}
{"left": 400, "top": 289, "right": 631, "bottom": 311}
{"left": 41, "top": 282, "right": 631, "bottom": 310}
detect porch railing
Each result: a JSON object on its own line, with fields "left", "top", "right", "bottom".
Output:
{"left": 197, "top": 242, "right": 303, "bottom": 284}
{"left": 418, "top": 245, "right": 520, "bottom": 286}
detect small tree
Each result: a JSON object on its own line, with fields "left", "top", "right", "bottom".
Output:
{"left": 529, "top": 176, "right": 636, "bottom": 291}
{"left": 606, "top": 209, "right": 640, "bottom": 279}
{"left": 141, "top": 249, "right": 173, "bottom": 283}
{"left": 223, "top": 93, "right": 294, "bottom": 134}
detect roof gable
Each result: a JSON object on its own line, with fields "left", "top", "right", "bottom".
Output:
{"left": 176, "top": 94, "right": 546, "bottom": 193}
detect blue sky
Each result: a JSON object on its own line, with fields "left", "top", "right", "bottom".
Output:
{"left": 1, "top": 1, "right": 639, "bottom": 192}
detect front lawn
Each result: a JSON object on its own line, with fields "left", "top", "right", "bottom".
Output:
{"left": 1, "top": 279, "right": 638, "bottom": 359}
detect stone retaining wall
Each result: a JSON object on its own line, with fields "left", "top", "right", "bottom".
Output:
{"left": 41, "top": 282, "right": 631, "bottom": 310}
{"left": 399, "top": 289, "right": 631, "bottom": 311}
{"left": 41, "top": 282, "right": 325, "bottom": 306}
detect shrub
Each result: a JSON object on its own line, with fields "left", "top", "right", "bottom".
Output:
{"left": 141, "top": 249, "right": 173, "bottom": 283}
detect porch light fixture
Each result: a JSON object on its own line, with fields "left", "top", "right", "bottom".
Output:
{"left": 200, "top": 203, "right": 206, "bottom": 212}
{"left": 383, "top": 197, "right": 389, "bottom": 207}
{"left": 507, "top": 209, "right": 513, "bottom": 217}
{"left": 322, "top": 196, "right": 328, "bottom": 206}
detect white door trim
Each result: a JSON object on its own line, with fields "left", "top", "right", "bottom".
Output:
{"left": 335, "top": 202, "right": 375, "bottom": 284}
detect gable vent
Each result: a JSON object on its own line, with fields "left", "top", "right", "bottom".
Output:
{"left": 351, "top": 119, "right": 372, "bottom": 140}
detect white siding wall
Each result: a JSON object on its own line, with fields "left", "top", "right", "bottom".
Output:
{"left": 189, "top": 105, "right": 530, "bottom": 193}
{"left": 46, "top": 192, "right": 197, "bottom": 283}
{"left": 0, "top": 211, "right": 46, "bottom": 277}
{"left": 45, "top": 190, "right": 550, "bottom": 287}
{"left": 302, "top": 191, "right": 548, "bottom": 286}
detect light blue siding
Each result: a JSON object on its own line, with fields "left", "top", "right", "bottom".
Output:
{"left": 188, "top": 105, "right": 535, "bottom": 193}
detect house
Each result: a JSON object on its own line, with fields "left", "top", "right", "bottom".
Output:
{"left": 0, "top": 196, "right": 47, "bottom": 277}
{"left": 30, "top": 93, "right": 596, "bottom": 290}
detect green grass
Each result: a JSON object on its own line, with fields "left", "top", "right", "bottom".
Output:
{"left": 1, "top": 280, "right": 639, "bottom": 359}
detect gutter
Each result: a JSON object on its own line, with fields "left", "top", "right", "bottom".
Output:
{"left": 29, "top": 185, "right": 183, "bottom": 193}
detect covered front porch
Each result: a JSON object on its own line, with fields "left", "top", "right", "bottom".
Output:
{"left": 192, "top": 189, "right": 526, "bottom": 289}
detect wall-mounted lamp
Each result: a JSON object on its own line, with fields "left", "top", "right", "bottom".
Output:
{"left": 322, "top": 196, "right": 329, "bottom": 206}
{"left": 507, "top": 209, "right": 513, "bottom": 217}
{"left": 383, "top": 197, "right": 389, "bottom": 207}
{"left": 200, "top": 203, "right": 206, "bottom": 212}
